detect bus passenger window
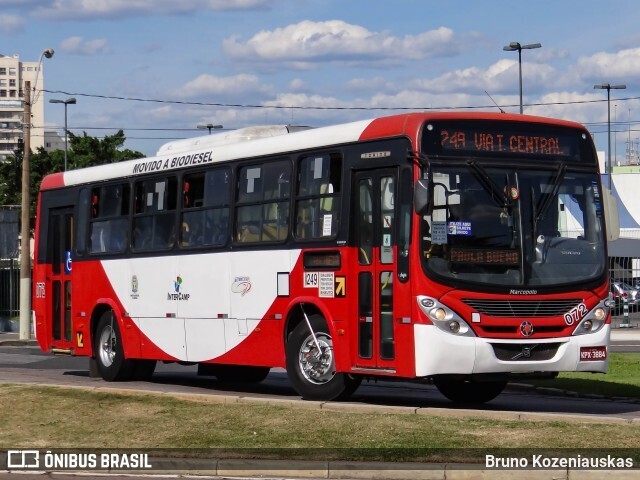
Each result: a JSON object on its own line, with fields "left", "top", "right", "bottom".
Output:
{"left": 132, "top": 177, "right": 177, "bottom": 251}
{"left": 294, "top": 153, "right": 342, "bottom": 240}
{"left": 235, "top": 160, "right": 291, "bottom": 243}
{"left": 88, "top": 183, "right": 130, "bottom": 254}
{"left": 181, "top": 168, "right": 230, "bottom": 248}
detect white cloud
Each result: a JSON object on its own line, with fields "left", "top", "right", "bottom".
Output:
{"left": 60, "top": 36, "right": 110, "bottom": 55}
{"left": 409, "top": 58, "right": 558, "bottom": 96}
{"left": 176, "top": 73, "right": 270, "bottom": 98}
{"left": 33, "top": 0, "right": 273, "bottom": 20}
{"left": 288, "top": 78, "right": 307, "bottom": 92}
{"left": 526, "top": 91, "right": 607, "bottom": 125}
{"left": 0, "top": 13, "right": 24, "bottom": 33}
{"left": 223, "top": 20, "right": 462, "bottom": 69}
{"left": 577, "top": 48, "right": 640, "bottom": 82}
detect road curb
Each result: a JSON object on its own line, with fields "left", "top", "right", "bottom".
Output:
{"left": 4, "top": 459, "right": 638, "bottom": 480}
{"left": 0, "top": 339, "right": 38, "bottom": 346}
{"left": 5, "top": 381, "right": 638, "bottom": 426}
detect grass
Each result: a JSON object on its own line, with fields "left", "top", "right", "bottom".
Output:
{"left": 0, "top": 384, "right": 639, "bottom": 464}
{"left": 525, "top": 353, "right": 640, "bottom": 398}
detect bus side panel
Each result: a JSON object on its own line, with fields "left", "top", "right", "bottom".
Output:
{"left": 72, "top": 260, "right": 142, "bottom": 359}
{"left": 99, "top": 250, "right": 302, "bottom": 365}
{"left": 33, "top": 263, "right": 52, "bottom": 352}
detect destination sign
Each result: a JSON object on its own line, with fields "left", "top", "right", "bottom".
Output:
{"left": 423, "top": 120, "right": 592, "bottom": 161}
{"left": 449, "top": 248, "right": 521, "bottom": 266}
{"left": 441, "top": 129, "right": 567, "bottom": 155}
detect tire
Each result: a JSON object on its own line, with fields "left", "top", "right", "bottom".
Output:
{"left": 210, "top": 365, "right": 271, "bottom": 383}
{"left": 93, "top": 310, "right": 134, "bottom": 381}
{"left": 433, "top": 375, "right": 507, "bottom": 404}
{"left": 286, "top": 315, "right": 361, "bottom": 401}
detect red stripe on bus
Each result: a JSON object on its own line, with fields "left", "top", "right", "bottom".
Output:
{"left": 40, "top": 172, "right": 65, "bottom": 190}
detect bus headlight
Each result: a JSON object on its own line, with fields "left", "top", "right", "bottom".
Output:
{"left": 572, "top": 302, "right": 607, "bottom": 336}
{"left": 417, "top": 296, "right": 475, "bottom": 337}
{"left": 434, "top": 308, "right": 447, "bottom": 321}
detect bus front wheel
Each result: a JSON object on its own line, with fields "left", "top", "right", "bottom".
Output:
{"left": 286, "top": 315, "right": 361, "bottom": 401}
{"left": 433, "top": 375, "right": 507, "bottom": 404}
{"left": 94, "top": 310, "right": 134, "bottom": 381}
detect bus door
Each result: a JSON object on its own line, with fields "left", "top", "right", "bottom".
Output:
{"left": 48, "top": 207, "right": 74, "bottom": 349}
{"left": 353, "top": 169, "right": 399, "bottom": 372}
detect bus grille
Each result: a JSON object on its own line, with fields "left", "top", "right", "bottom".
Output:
{"left": 491, "top": 343, "right": 562, "bottom": 361}
{"left": 462, "top": 299, "right": 582, "bottom": 317}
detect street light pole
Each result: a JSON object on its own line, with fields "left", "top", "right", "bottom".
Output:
{"left": 19, "top": 48, "right": 54, "bottom": 341}
{"left": 503, "top": 41, "right": 542, "bottom": 114}
{"left": 594, "top": 83, "right": 626, "bottom": 189}
{"left": 197, "top": 123, "right": 223, "bottom": 135}
{"left": 19, "top": 81, "right": 32, "bottom": 341}
{"left": 49, "top": 98, "right": 77, "bottom": 171}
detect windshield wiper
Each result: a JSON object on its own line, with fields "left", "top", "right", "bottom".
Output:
{"left": 534, "top": 162, "right": 566, "bottom": 227}
{"left": 465, "top": 159, "right": 510, "bottom": 209}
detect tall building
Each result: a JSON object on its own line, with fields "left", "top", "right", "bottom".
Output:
{"left": 0, "top": 53, "right": 47, "bottom": 160}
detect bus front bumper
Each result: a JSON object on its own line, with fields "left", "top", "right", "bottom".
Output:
{"left": 414, "top": 323, "right": 610, "bottom": 377}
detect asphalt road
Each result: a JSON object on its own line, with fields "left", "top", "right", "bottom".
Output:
{"left": 1, "top": 332, "right": 639, "bottom": 479}
{"left": 0, "top": 328, "right": 639, "bottom": 422}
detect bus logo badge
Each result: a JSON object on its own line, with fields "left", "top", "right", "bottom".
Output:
{"left": 520, "top": 321, "right": 534, "bottom": 337}
{"left": 232, "top": 277, "right": 252, "bottom": 296}
{"left": 130, "top": 275, "right": 139, "bottom": 300}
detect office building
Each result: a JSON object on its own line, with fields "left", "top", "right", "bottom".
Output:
{"left": 0, "top": 53, "right": 47, "bottom": 160}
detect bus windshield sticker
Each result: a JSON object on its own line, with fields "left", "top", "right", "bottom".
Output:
{"left": 431, "top": 221, "right": 447, "bottom": 244}
{"left": 323, "top": 215, "right": 332, "bottom": 236}
{"left": 246, "top": 167, "right": 261, "bottom": 193}
{"left": 447, "top": 221, "right": 472, "bottom": 235}
{"left": 313, "top": 157, "right": 323, "bottom": 179}
{"left": 318, "top": 272, "right": 335, "bottom": 298}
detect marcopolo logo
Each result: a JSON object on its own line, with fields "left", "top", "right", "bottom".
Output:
{"left": 167, "top": 275, "right": 190, "bottom": 301}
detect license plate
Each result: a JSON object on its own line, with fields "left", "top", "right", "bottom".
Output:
{"left": 580, "top": 346, "right": 607, "bottom": 361}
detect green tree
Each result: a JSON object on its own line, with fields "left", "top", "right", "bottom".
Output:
{"left": 0, "top": 131, "right": 145, "bottom": 229}
{"left": 0, "top": 149, "right": 23, "bottom": 207}
{"left": 69, "top": 130, "right": 145, "bottom": 169}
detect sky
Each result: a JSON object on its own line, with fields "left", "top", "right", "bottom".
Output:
{"left": 2, "top": 0, "right": 640, "bottom": 160}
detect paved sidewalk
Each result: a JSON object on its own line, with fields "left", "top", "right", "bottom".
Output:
{"left": 0, "top": 331, "right": 37, "bottom": 346}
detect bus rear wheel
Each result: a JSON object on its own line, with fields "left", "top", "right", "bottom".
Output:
{"left": 433, "top": 375, "right": 507, "bottom": 404}
{"left": 286, "top": 315, "right": 361, "bottom": 401}
{"left": 94, "top": 310, "right": 134, "bottom": 381}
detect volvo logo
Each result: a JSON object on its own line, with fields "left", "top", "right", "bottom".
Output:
{"left": 520, "top": 321, "right": 534, "bottom": 337}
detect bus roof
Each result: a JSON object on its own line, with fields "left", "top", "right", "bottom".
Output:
{"left": 39, "top": 112, "right": 589, "bottom": 191}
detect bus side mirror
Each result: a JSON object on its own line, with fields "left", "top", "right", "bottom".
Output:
{"left": 602, "top": 188, "right": 620, "bottom": 241}
{"left": 414, "top": 179, "right": 431, "bottom": 215}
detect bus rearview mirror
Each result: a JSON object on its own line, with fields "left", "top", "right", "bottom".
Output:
{"left": 414, "top": 179, "right": 431, "bottom": 215}
{"left": 602, "top": 188, "right": 620, "bottom": 242}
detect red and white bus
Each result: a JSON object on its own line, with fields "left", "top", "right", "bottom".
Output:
{"left": 32, "top": 112, "right": 619, "bottom": 403}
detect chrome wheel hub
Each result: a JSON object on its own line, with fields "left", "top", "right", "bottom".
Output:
{"left": 298, "top": 333, "right": 335, "bottom": 384}
{"left": 99, "top": 326, "right": 116, "bottom": 367}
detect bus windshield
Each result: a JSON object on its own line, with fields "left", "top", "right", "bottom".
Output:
{"left": 420, "top": 163, "right": 606, "bottom": 289}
